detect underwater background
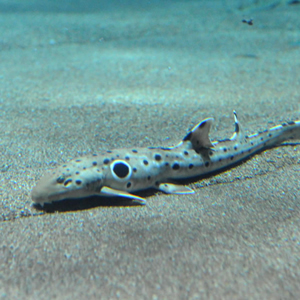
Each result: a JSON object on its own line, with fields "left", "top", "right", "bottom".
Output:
{"left": 1, "top": 0, "right": 300, "bottom": 299}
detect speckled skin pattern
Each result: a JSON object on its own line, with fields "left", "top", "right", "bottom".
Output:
{"left": 31, "top": 111, "right": 300, "bottom": 205}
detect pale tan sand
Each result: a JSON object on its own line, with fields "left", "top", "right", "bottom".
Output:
{"left": 1, "top": 0, "right": 300, "bottom": 299}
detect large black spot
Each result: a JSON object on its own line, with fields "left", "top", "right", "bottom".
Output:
{"left": 113, "top": 162, "right": 129, "bottom": 178}
{"left": 172, "top": 163, "right": 180, "bottom": 170}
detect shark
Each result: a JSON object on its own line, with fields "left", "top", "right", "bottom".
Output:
{"left": 31, "top": 111, "right": 300, "bottom": 206}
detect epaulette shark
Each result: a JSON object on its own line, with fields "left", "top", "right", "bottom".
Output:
{"left": 32, "top": 111, "right": 300, "bottom": 206}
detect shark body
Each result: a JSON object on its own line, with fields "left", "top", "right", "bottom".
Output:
{"left": 32, "top": 111, "right": 300, "bottom": 206}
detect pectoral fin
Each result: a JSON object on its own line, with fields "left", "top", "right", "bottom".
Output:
{"left": 100, "top": 186, "right": 146, "bottom": 205}
{"left": 158, "top": 183, "right": 195, "bottom": 195}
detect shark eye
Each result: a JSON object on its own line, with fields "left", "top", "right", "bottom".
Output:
{"left": 110, "top": 160, "right": 132, "bottom": 181}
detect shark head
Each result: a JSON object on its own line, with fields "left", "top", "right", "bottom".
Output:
{"left": 31, "top": 165, "right": 104, "bottom": 205}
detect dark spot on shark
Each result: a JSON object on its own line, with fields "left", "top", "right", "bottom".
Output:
{"left": 132, "top": 149, "right": 138, "bottom": 153}
{"left": 127, "top": 182, "right": 131, "bottom": 188}
{"left": 205, "top": 162, "right": 209, "bottom": 167}
{"left": 260, "top": 137, "right": 264, "bottom": 141}
{"left": 83, "top": 167, "right": 86, "bottom": 170}
{"left": 287, "top": 121, "right": 295, "bottom": 125}
{"left": 92, "top": 154, "right": 97, "bottom": 156}
{"left": 184, "top": 151, "right": 189, "bottom": 156}
{"left": 64, "top": 179, "right": 72, "bottom": 186}
{"left": 125, "top": 156, "right": 130, "bottom": 161}
{"left": 113, "top": 162, "right": 129, "bottom": 178}
{"left": 155, "top": 154, "right": 162, "bottom": 161}
{"left": 75, "top": 159, "right": 81, "bottom": 162}
{"left": 234, "top": 146, "right": 238, "bottom": 151}
{"left": 230, "top": 156, "right": 234, "bottom": 160}
{"left": 62, "top": 165, "right": 67, "bottom": 168}
{"left": 75, "top": 180, "right": 82, "bottom": 185}
{"left": 133, "top": 167, "right": 137, "bottom": 172}
{"left": 75, "top": 171, "right": 80, "bottom": 175}
{"left": 188, "top": 163, "right": 194, "bottom": 169}
{"left": 268, "top": 133, "right": 272, "bottom": 137}
{"left": 92, "top": 161, "right": 97, "bottom": 166}
{"left": 143, "top": 160, "right": 149, "bottom": 165}
{"left": 223, "top": 148, "right": 227, "bottom": 152}
{"left": 165, "top": 162, "right": 169, "bottom": 167}
{"left": 172, "top": 163, "right": 180, "bottom": 170}
{"left": 209, "top": 151, "right": 213, "bottom": 156}
{"left": 56, "top": 176, "right": 65, "bottom": 184}
{"left": 147, "top": 175, "right": 151, "bottom": 180}
{"left": 66, "top": 168, "right": 70, "bottom": 171}
{"left": 103, "top": 158, "right": 110, "bottom": 164}
{"left": 107, "top": 150, "right": 113, "bottom": 153}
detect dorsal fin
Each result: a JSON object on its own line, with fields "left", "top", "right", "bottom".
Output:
{"left": 229, "top": 110, "right": 242, "bottom": 141}
{"left": 181, "top": 117, "right": 214, "bottom": 151}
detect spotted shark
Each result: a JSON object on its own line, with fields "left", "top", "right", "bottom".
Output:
{"left": 32, "top": 111, "right": 300, "bottom": 206}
